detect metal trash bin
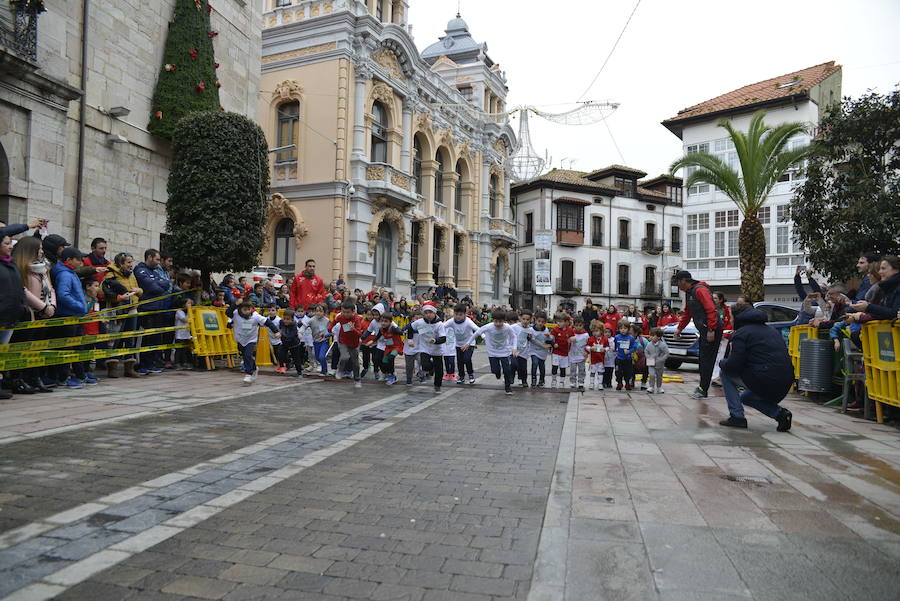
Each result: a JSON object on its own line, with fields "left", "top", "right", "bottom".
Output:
{"left": 798, "top": 338, "right": 833, "bottom": 393}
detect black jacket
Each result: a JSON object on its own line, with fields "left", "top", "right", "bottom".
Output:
{"left": 0, "top": 259, "right": 26, "bottom": 328}
{"left": 866, "top": 273, "right": 900, "bottom": 320}
{"left": 720, "top": 307, "right": 793, "bottom": 402}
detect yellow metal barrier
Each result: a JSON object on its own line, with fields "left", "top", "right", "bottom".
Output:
{"left": 860, "top": 320, "right": 900, "bottom": 423}
{"left": 256, "top": 324, "right": 275, "bottom": 367}
{"left": 188, "top": 306, "right": 237, "bottom": 370}
{"left": 788, "top": 325, "right": 820, "bottom": 379}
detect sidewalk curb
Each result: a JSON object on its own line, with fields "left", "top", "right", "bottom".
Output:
{"left": 527, "top": 391, "right": 579, "bottom": 601}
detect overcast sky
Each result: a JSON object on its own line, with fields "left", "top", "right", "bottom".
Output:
{"left": 408, "top": 0, "right": 900, "bottom": 179}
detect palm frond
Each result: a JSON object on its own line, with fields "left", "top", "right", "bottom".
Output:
{"left": 670, "top": 152, "right": 746, "bottom": 209}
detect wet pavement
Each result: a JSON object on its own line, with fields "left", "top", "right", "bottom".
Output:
{"left": 0, "top": 365, "right": 898, "bottom": 600}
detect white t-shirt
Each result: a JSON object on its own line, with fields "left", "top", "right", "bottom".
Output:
{"left": 568, "top": 331, "right": 590, "bottom": 362}
{"left": 511, "top": 323, "right": 530, "bottom": 354}
{"left": 474, "top": 323, "right": 517, "bottom": 358}
{"left": 442, "top": 326, "right": 457, "bottom": 356}
{"left": 403, "top": 325, "right": 417, "bottom": 354}
{"left": 526, "top": 326, "right": 551, "bottom": 361}
{"left": 444, "top": 317, "right": 479, "bottom": 348}
{"left": 267, "top": 315, "right": 282, "bottom": 346}
{"left": 411, "top": 317, "right": 447, "bottom": 356}
{"left": 232, "top": 311, "right": 271, "bottom": 347}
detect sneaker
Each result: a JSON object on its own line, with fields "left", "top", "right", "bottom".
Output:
{"left": 520, "top": 381, "right": 528, "bottom": 388}
{"left": 468, "top": 375, "right": 476, "bottom": 385}
{"left": 538, "top": 379, "right": 545, "bottom": 388}
{"left": 149, "top": 366, "right": 163, "bottom": 374}
{"left": 531, "top": 379, "right": 537, "bottom": 388}
{"left": 657, "top": 387, "right": 665, "bottom": 394}
{"left": 360, "top": 368, "right": 368, "bottom": 379}
{"left": 137, "top": 368, "right": 151, "bottom": 376}
{"left": 242, "top": 374, "right": 253, "bottom": 385}
{"left": 433, "top": 386, "right": 441, "bottom": 394}
{"left": 505, "top": 390, "right": 513, "bottom": 396}
{"left": 419, "top": 373, "right": 427, "bottom": 383}
{"left": 646, "top": 387, "right": 653, "bottom": 394}
{"left": 65, "top": 377, "right": 84, "bottom": 389}
{"left": 625, "top": 385, "right": 633, "bottom": 391}
{"left": 40, "top": 376, "right": 58, "bottom": 388}
{"left": 295, "top": 373, "right": 304, "bottom": 378}
{"left": 374, "top": 372, "right": 382, "bottom": 381}
{"left": 616, "top": 383, "right": 623, "bottom": 390}
{"left": 456, "top": 378, "right": 466, "bottom": 386}
{"left": 82, "top": 376, "right": 98, "bottom": 386}
{"left": 570, "top": 382, "right": 577, "bottom": 389}
{"left": 689, "top": 388, "right": 707, "bottom": 399}
{"left": 719, "top": 415, "right": 748, "bottom": 428}
{"left": 443, "top": 373, "right": 451, "bottom": 381}
{"left": 354, "top": 380, "right": 362, "bottom": 389}
{"left": 385, "top": 375, "right": 397, "bottom": 386}
{"left": 578, "top": 385, "right": 585, "bottom": 392}
{"left": 776, "top": 409, "right": 793, "bottom": 432}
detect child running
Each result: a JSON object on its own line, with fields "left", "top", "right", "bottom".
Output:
{"left": 403, "top": 308, "right": 423, "bottom": 385}
{"left": 277, "top": 309, "right": 305, "bottom": 377}
{"left": 444, "top": 304, "right": 479, "bottom": 385}
{"left": 308, "top": 303, "right": 330, "bottom": 375}
{"left": 365, "top": 309, "right": 404, "bottom": 385}
{"left": 470, "top": 309, "right": 517, "bottom": 395}
{"left": 587, "top": 324, "right": 608, "bottom": 391}
{"left": 568, "top": 316, "right": 590, "bottom": 391}
{"left": 511, "top": 310, "right": 532, "bottom": 388}
{"left": 526, "top": 311, "right": 552, "bottom": 388}
{"left": 409, "top": 302, "right": 448, "bottom": 393}
{"left": 329, "top": 299, "right": 365, "bottom": 388}
{"left": 228, "top": 301, "right": 281, "bottom": 385}
{"left": 265, "top": 304, "right": 285, "bottom": 373}
{"left": 550, "top": 314, "right": 574, "bottom": 389}
{"left": 602, "top": 326, "right": 616, "bottom": 389}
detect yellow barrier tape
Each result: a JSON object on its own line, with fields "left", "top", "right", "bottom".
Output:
{"left": 0, "top": 289, "right": 198, "bottom": 331}
{"left": 0, "top": 326, "right": 180, "bottom": 353}
{"left": 0, "top": 342, "right": 190, "bottom": 371}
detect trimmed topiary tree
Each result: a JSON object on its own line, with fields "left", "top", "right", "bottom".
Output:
{"left": 148, "top": 0, "right": 221, "bottom": 139}
{"left": 166, "top": 112, "right": 270, "bottom": 288}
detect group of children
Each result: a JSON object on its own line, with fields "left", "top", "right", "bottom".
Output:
{"left": 227, "top": 299, "right": 672, "bottom": 395}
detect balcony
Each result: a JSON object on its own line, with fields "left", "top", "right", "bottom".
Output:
{"left": 641, "top": 237, "right": 665, "bottom": 254}
{"left": 488, "top": 217, "right": 517, "bottom": 244}
{"left": 364, "top": 162, "right": 418, "bottom": 207}
{"left": 262, "top": 0, "right": 354, "bottom": 28}
{"left": 1, "top": 5, "right": 38, "bottom": 62}
{"left": 453, "top": 210, "right": 466, "bottom": 229}
{"left": 434, "top": 202, "right": 449, "bottom": 223}
{"left": 557, "top": 230, "right": 584, "bottom": 246}
{"left": 618, "top": 236, "right": 630, "bottom": 250}
{"left": 640, "top": 282, "right": 663, "bottom": 297}
{"left": 556, "top": 278, "right": 583, "bottom": 296}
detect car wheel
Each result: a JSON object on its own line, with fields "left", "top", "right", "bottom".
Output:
{"left": 665, "top": 358, "right": 683, "bottom": 370}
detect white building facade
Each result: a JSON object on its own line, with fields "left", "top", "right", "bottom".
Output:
{"left": 511, "top": 166, "right": 683, "bottom": 313}
{"left": 663, "top": 61, "right": 842, "bottom": 302}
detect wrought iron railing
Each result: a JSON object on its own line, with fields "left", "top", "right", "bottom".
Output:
{"left": 1, "top": 5, "right": 39, "bottom": 61}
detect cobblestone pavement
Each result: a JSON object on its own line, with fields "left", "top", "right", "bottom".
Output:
{"left": 1, "top": 364, "right": 898, "bottom": 600}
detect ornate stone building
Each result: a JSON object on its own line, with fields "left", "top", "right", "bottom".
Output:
{"left": 259, "top": 0, "right": 516, "bottom": 303}
{"left": 0, "top": 1, "right": 262, "bottom": 250}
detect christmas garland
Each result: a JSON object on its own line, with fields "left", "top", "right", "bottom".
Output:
{"left": 9, "top": 0, "right": 47, "bottom": 14}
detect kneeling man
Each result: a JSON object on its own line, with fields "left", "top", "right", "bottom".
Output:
{"left": 718, "top": 301, "right": 793, "bottom": 431}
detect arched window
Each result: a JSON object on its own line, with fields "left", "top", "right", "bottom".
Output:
{"left": 489, "top": 175, "right": 499, "bottom": 217}
{"left": 274, "top": 218, "right": 295, "bottom": 272}
{"left": 370, "top": 102, "right": 388, "bottom": 163}
{"left": 413, "top": 137, "right": 423, "bottom": 194}
{"left": 276, "top": 101, "right": 299, "bottom": 164}
{"left": 453, "top": 233, "right": 463, "bottom": 283}
{"left": 434, "top": 151, "right": 446, "bottom": 205}
{"left": 454, "top": 161, "right": 464, "bottom": 212}
{"left": 560, "top": 259, "right": 575, "bottom": 292}
{"left": 374, "top": 221, "right": 393, "bottom": 286}
{"left": 644, "top": 266, "right": 657, "bottom": 296}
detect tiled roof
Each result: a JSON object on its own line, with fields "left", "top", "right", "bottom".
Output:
{"left": 521, "top": 169, "right": 617, "bottom": 191}
{"left": 552, "top": 195, "right": 592, "bottom": 205}
{"left": 585, "top": 164, "right": 648, "bottom": 180}
{"left": 663, "top": 61, "right": 841, "bottom": 125}
{"left": 641, "top": 174, "right": 682, "bottom": 188}
{"left": 637, "top": 187, "right": 668, "bottom": 199}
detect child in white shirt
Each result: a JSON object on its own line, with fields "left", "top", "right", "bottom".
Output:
{"left": 445, "top": 303, "right": 479, "bottom": 385}
{"left": 568, "top": 316, "right": 590, "bottom": 390}
{"left": 469, "top": 309, "right": 517, "bottom": 395}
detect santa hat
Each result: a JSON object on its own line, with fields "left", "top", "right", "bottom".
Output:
{"left": 372, "top": 302, "right": 387, "bottom": 315}
{"left": 422, "top": 302, "right": 437, "bottom": 313}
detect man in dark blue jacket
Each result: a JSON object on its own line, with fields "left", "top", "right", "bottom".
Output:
{"left": 50, "top": 247, "right": 90, "bottom": 387}
{"left": 719, "top": 301, "right": 794, "bottom": 431}
{"left": 134, "top": 249, "right": 170, "bottom": 374}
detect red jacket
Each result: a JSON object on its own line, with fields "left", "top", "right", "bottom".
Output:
{"left": 551, "top": 326, "right": 574, "bottom": 356}
{"left": 82, "top": 254, "right": 108, "bottom": 285}
{"left": 677, "top": 281, "right": 720, "bottom": 331}
{"left": 329, "top": 313, "right": 365, "bottom": 348}
{"left": 639, "top": 315, "right": 650, "bottom": 335}
{"left": 602, "top": 312, "right": 621, "bottom": 331}
{"left": 375, "top": 325, "right": 404, "bottom": 355}
{"left": 658, "top": 312, "right": 679, "bottom": 327}
{"left": 290, "top": 272, "right": 326, "bottom": 309}
{"left": 720, "top": 304, "right": 733, "bottom": 331}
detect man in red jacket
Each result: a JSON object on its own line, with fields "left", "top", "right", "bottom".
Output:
{"left": 674, "top": 270, "right": 723, "bottom": 399}
{"left": 290, "top": 258, "right": 326, "bottom": 309}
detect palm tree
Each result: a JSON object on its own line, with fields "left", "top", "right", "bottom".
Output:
{"left": 670, "top": 111, "right": 814, "bottom": 301}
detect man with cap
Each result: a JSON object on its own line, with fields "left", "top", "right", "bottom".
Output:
{"left": 50, "top": 247, "right": 90, "bottom": 388}
{"left": 673, "top": 270, "right": 723, "bottom": 399}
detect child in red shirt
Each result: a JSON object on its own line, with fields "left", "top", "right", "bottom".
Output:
{"left": 587, "top": 325, "right": 608, "bottom": 391}
{"left": 328, "top": 299, "right": 365, "bottom": 387}
{"left": 550, "top": 314, "right": 574, "bottom": 389}
{"left": 365, "top": 311, "right": 404, "bottom": 385}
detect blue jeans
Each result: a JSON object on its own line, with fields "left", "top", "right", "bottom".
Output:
{"left": 720, "top": 367, "right": 783, "bottom": 421}
{"left": 455, "top": 346, "right": 474, "bottom": 378}
{"left": 488, "top": 356, "right": 513, "bottom": 392}
{"left": 531, "top": 357, "right": 546, "bottom": 380}
{"left": 314, "top": 340, "right": 329, "bottom": 374}
{"left": 238, "top": 342, "right": 257, "bottom": 374}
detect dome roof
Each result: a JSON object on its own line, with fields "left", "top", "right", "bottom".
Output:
{"left": 421, "top": 14, "right": 485, "bottom": 64}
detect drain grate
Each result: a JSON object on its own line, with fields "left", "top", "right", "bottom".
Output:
{"left": 721, "top": 474, "right": 771, "bottom": 486}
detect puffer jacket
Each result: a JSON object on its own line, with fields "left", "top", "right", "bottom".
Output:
{"left": 865, "top": 273, "right": 900, "bottom": 320}
{"left": 104, "top": 263, "right": 142, "bottom": 309}
{"left": 51, "top": 261, "right": 87, "bottom": 317}
{"left": 134, "top": 262, "right": 169, "bottom": 311}
{"left": 720, "top": 307, "right": 793, "bottom": 402}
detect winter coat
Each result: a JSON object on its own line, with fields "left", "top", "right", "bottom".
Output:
{"left": 0, "top": 258, "right": 26, "bottom": 327}
{"left": 290, "top": 272, "right": 326, "bottom": 309}
{"left": 134, "top": 262, "right": 170, "bottom": 311}
{"left": 644, "top": 339, "right": 669, "bottom": 366}
{"left": 104, "top": 263, "right": 142, "bottom": 309}
{"left": 865, "top": 273, "right": 900, "bottom": 320}
{"left": 678, "top": 281, "right": 722, "bottom": 333}
{"left": 51, "top": 261, "right": 87, "bottom": 317}
{"left": 720, "top": 307, "right": 793, "bottom": 402}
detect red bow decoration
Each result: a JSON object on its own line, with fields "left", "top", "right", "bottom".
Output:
{"left": 208, "top": 31, "right": 218, "bottom": 38}
{"left": 155, "top": 111, "right": 163, "bottom": 119}
{"left": 196, "top": 81, "right": 206, "bottom": 93}
{"left": 188, "top": 49, "right": 198, "bottom": 61}
{"left": 164, "top": 63, "right": 176, "bottom": 72}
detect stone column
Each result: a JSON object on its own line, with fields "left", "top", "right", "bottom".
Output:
{"left": 444, "top": 171, "right": 459, "bottom": 213}
{"left": 417, "top": 219, "right": 435, "bottom": 287}
{"left": 460, "top": 181, "right": 476, "bottom": 230}
{"left": 441, "top": 228, "right": 455, "bottom": 287}
{"left": 351, "top": 67, "right": 370, "bottom": 181}
{"left": 420, "top": 159, "right": 438, "bottom": 211}
{"left": 400, "top": 103, "right": 412, "bottom": 173}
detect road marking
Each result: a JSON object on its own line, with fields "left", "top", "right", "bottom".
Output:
{"left": 0, "top": 386, "right": 465, "bottom": 601}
